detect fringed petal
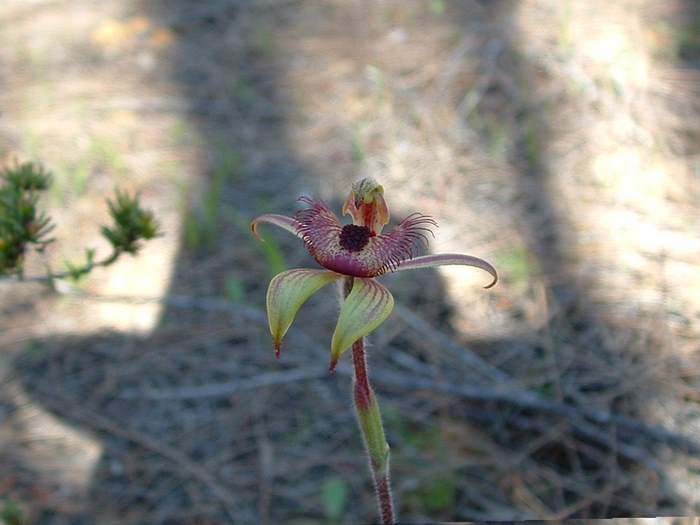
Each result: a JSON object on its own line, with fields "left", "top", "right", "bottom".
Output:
{"left": 295, "top": 197, "right": 378, "bottom": 277}
{"left": 295, "top": 196, "right": 342, "bottom": 253}
{"left": 330, "top": 278, "right": 394, "bottom": 370}
{"left": 394, "top": 253, "right": 498, "bottom": 288}
{"left": 367, "top": 213, "right": 438, "bottom": 275}
{"left": 295, "top": 198, "right": 438, "bottom": 278}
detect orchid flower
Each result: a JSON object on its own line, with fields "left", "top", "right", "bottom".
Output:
{"left": 251, "top": 177, "right": 497, "bottom": 371}
{"left": 251, "top": 178, "right": 496, "bottom": 524}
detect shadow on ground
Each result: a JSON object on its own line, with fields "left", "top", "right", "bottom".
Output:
{"left": 3, "top": 1, "right": 700, "bottom": 523}
{"left": 2, "top": 2, "right": 452, "bottom": 523}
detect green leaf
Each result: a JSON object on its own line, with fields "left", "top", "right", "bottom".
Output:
{"left": 266, "top": 269, "right": 341, "bottom": 356}
{"left": 330, "top": 278, "right": 394, "bottom": 369}
{"left": 321, "top": 476, "right": 348, "bottom": 521}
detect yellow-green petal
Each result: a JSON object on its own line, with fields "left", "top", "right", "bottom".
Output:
{"left": 330, "top": 278, "right": 394, "bottom": 369}
{"left": 267, "top": 269, "right": 342, "bottom": 356}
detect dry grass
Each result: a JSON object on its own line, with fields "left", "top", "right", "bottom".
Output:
{"left": 0, "top": 0, "right": 699, "bottom": 523}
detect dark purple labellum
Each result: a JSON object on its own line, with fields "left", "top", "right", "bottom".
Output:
{"left": 339, "top": 224, "right": 371, "bottom": 252}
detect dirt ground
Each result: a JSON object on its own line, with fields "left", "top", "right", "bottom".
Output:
{"left": 1, "top": 0, "right": 699, "bottom": 523}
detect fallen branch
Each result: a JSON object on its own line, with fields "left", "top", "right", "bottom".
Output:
{"left": 33, "top": 391, "right": 239, "bottom": 522}
{"left": 125, "top": 363, "right": 694, "bottom": 469}
{"left": 119, "top": 365, "right": 327, "bottom": 401}
{"left": 49, "top": 288, "right": 700, "bottom": 461}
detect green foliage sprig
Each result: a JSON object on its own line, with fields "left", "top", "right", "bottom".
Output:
{"left": 0, "top": 162, "right": 55, "bottom": 276}
{"left": 101, "top": 189, "right": 160, "bottom": 256}
{"left": 0, "top": 161, "right": 160, "bottom": 283}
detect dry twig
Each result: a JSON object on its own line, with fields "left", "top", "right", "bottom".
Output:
{"left": 59, "top": 288, "right": 700, "bottom": 467}
{"left": 32, "top": 390, "right": 239, "bottom": 521}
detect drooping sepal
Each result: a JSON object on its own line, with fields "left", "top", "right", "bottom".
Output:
{"left": 250, "top": 214, "right": 302, "bottom": 241}
{"left": 330, "top": 278, "right": 394, "bottom": 370}
{"left": 266, "top": 269, "right": 342, "bottom": 357}
{"left": 394, "top": 253, "right": 498, "bottom": 288}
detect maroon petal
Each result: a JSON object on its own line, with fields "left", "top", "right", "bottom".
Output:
{"left": 394, "top": 253, "right": 498, "bottom": 288}
{"left": 295, "top": 197, "right": 343, "bottom": 254}
{"left": 367, "top": 213, "right": 437, "bottom": 274}
{"left": 250, "top": 213, "right": 303, "bottom": 240}
{"left": 295, "top": 198, "right": 437, "bottom": 278}
{"left": 294, "top": 197, "right": 373, "bottom": 276}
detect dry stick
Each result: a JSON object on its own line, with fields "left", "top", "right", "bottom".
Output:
{"left": 344, "top": 276, "right": 395, "bottom": 525}
{"left": 131, "top": 361, "right": 664, "bottom": 474}
{"left": 34, "top": 391, "right": 239, "bottom": 522}
{"left": 119, "top": 366, "right": 326, "bottom": 401}
{"left": 113, "top": 366, "right": 663, "bottom": 462}
{"left": 48, "top": 288, "right": 700, "bottom": 458}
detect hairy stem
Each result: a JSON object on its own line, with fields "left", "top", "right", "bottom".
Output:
{"left": 344, "top": 277, "right": 395, "bottom": 524}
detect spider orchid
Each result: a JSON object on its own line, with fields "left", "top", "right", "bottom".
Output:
{"left": 252, "top": 178, "right": 496, "bottom": 524}
{"left": 250, "top": 178, "right": 497, "bottom": 371}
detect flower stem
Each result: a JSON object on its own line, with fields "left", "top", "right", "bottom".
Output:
{"left": 344, "top": 277, "right": 395, "bottom": 524}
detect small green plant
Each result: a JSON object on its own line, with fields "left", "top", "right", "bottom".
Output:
{"left": 321, "top": 476, "right": 349, "bottom": 523}
{"left": 181, "top": 149, "right": 242, "bottom": 251}
{"left": 429, "top": 0, "right": 446, "bottom": 16}
{"left": 409, "top": 474, "right": 456, "bottom": 513}
{"left": 0, "top": 162, "right": 54, "bottom": 275}
{"left": 495, "top": 244, "right": 534, "bottom": 288}
{"left": 0, "top": 161, "right": 159, "bottom": 282}
{"left": 0, "top": 499, "right": 24, "bottom": 525}
{"left": 226, "top": 208, "right": 287, "bottom": 277}
{"left": 225, "top": 272, "right": 246, "bottom": 303}
{"left": 251, "top": 178, "right": 497, "bottom": 523}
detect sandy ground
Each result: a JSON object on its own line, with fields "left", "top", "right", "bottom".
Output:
{"left": 0, "top": 0, "right": 699, "bottom": 523}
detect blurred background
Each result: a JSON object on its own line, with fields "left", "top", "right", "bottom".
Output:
{"left": 1, "top": 0, "right": 699, "bottom": 523}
